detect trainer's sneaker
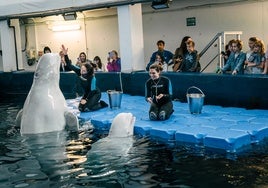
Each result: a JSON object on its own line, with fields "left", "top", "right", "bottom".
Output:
{"left": 100, "top": 100, "right": 108, "bottom": 108}
{"left": 159, "top": 111, "right": 166, "bottom": 120}
{"left": 149, "top": 112, "right": 157, "bottom": 121}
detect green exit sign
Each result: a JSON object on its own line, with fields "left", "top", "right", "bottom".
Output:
{"left": 186, "top": 17, "right": 196, "bottom": 26}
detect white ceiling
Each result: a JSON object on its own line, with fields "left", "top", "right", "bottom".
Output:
{"left": 0, "top": 0, "right": 266, "bottom": 20}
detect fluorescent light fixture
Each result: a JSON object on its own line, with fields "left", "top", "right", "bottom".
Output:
{"left": 63, "top": 12, "right": 77, "bottom": 21}
{"left": 52, "top": 24, "right": 80, "bottom": 32}
{"left": 151, "top": 0, "right": 170, "bottom": 10}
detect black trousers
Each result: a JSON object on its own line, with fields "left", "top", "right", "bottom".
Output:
{"left": 149, "top": 101, "right": 173, "bottom": 120}
{"left": 78, "top": 91, "right": 101, "bottom": 112}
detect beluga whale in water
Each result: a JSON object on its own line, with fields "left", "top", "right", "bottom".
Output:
{"left": 108, "top": 112, "right": 136, "bottom": 138}
{"left": 16, "top": 53, "right": 79, "bottom": 135}
{"left": 86, "top": 112, "right": 136, "bottom": 158}
{"left": 84, "top": 113, "right": 136, "bottom": 177}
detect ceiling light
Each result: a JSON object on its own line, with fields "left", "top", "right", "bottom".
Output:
{"left": 63, "top": 12, "right": 77, "bottom": 21}
{"left": 151, "top": 0, "right": 170, "bottom": 10}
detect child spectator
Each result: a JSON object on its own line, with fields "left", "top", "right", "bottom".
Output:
{"left": 220, "top": 39, "right": 246, "bottom": 75}
{"left": 179, "top": 40, "right": 201, "bottom": 72}
{"left": 244, "top": 39, "right": 265, "bottom": 74}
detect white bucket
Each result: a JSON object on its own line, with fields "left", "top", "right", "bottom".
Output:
{"left": 107, "top": 90, "right": 123, "bottom": 109}
{"left": 186, "top": 86, "right": 205, "bottom": 114}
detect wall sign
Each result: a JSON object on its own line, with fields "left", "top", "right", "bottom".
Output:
{"left": 186, "top": 17, "right": 196, "bottom": 26}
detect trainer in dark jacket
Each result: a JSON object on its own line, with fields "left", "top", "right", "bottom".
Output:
{"left": 145, "top": 63, "right": 174, "bottom": 121}
{"left": 61, "top": 45, "right": 108, "bottom": 112}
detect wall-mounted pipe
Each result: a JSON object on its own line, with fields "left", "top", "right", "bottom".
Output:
{"left": 7, "top": 19, "right": 24, "bottom": 71}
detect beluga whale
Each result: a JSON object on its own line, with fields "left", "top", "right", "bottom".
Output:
{"left": 84, "top": 113, "right": 136, "bottom": 177}
{"left": 108, "top": 112, "right": 136, "bottom": 138}
{"left": 87, "top": 112, "right": 135, "bottom": 156}
{"left": 16, "top": 53, "right": 79, "bottom": 135}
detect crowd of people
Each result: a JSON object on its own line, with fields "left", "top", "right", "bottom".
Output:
{"left": 219, "top": 37, "right": 267, "bottom": 75}
{"left": 148, "top": 36, "right": 268, "bottom": 75}
{"left": 147, "top": 37, "right": 201, "bottom": 73}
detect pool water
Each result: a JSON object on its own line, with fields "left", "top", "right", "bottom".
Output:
{"left": 1, "top": 95, "right": 268, "bottom": 188}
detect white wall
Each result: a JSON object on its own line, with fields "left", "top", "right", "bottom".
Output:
{"left": 22, "top": 1, "right": 268, "bottom": 72}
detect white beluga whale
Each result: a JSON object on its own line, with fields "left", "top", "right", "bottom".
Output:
{"left": 108, "top": 112, "right": 135, "bottom": 138}
{"left": 15, "top": 53, "right": 79, "bottom": 135}
{"left": 84, "top": 113, "right": 136, "bottom": 177}
{"left": 90, "top": 112, "right": 136, "bottom": 152}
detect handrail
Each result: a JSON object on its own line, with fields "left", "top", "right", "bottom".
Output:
{"left": 201, "top": 53, "right": 219, "bottom": 73}
{"left": 200, "top": 31, "right": 242, "bottom": 72}
{"left": 199, "top": 32, "right": 222, "bottom": 58}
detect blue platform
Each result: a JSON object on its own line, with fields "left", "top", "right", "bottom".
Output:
{"left": 66, "top": 93, "right": 268, "bottom": 154}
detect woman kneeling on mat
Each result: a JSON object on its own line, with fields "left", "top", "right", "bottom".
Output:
{"left": 61, "top": 45, "right": 108, "bottom": 112}
{"left": 145, "top": 63, "right": 174, "bottom": 121}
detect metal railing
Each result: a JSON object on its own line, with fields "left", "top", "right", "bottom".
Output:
{"left": 200, "top": 31, "right": 242, "bottom": 72}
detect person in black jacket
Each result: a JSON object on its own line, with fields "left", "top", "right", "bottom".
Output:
{"left": 61, "top": 45, "right": 108, "bottom": 112}
{"left": 145, "top": 63, "right": 174, "bottom": 121}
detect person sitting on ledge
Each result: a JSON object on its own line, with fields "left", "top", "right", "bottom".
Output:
{"left": 61, "top": 45, "right": 108, "bottom": 112}
{"left": 145, "top": 63, "right": 174, "bottom": 121}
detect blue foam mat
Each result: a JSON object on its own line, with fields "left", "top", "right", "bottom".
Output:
{"left": 66, "top": 93, "right": 268, "bottom": 153}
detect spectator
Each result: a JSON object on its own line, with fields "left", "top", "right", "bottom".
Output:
{"left": 107, "top": 50, "right": 121, "bottom": 72}
{"left": 76, "top": 52, "right": 91, "bottom": 67}
{"left": 43, "top": 46, "right": 51, "bottom": 54}
{"left": 172, "top": 36, "right": 192, "bottom": 72}
{"left": 221, "top": 39, "right": 235, "bottom": 65}
{"left": 145, "top": 63, "right": 174, "bottom": 121}
{"left": 179, "top": 40, "right": 201, "bottom": 72}
{"left": 244, "top": 39, "right": 265, "bottom": 74}
{"left": 245, "top": 37, "right": 258, "bottom": 61}
{"left": 146, "top": 40, "right": 173, "bottom": 71}
{"left": 220, "top": 39, "right": 246, "bottom": 75}
{"left": 93, "top": 56, "right": 104, "bottom": 72}
{"left": 263, "top": 47, "right": 268, "bottom": 74}
{"left": 154, "top": 52, "right": 168, "bottom": 72}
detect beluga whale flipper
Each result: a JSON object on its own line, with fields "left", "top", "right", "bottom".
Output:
{"left": 15, "top": 53, "right": 79, "bottom": 134}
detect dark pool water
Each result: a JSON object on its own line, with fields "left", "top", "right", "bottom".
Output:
{"left": 1, "top": 95, "right": 268, "bottom": 188}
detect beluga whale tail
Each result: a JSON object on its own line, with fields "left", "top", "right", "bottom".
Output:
{"left": 15, "top": 53, "right": 79, "bottom": 135}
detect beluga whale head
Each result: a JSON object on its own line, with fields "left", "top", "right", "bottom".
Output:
{"left": 108, "top": 112, "right": 136, "bottom": 138}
